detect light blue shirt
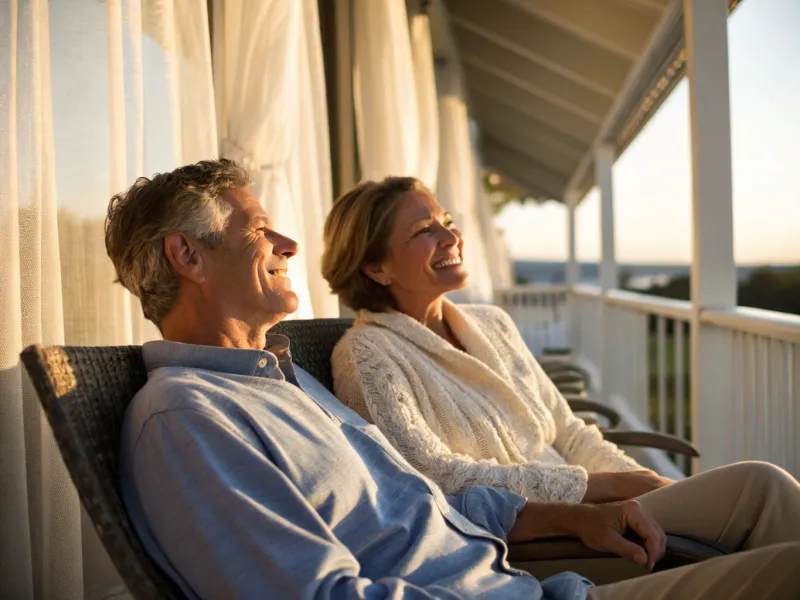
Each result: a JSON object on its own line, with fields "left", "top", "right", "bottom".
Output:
{"left": 120, "top": 336, "right": 592, "bottom": 599}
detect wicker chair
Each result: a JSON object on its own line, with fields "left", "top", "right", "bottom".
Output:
{"left": 20, "top": 319, "right": 722, "bottom": 599}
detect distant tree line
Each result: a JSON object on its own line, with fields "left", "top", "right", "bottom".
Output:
{"left": 624, "top": 267, "right": 800, "bottom": 316}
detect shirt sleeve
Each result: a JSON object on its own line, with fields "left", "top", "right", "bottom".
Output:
{"left": 130, "top": 405, "right": 481, "bottom": 600}
{"left": 446, "top": 487, "right": 527, "bottom": 541}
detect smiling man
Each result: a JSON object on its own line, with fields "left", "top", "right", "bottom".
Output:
{"left": 105, "top": 159, "right": 800, "bottom": 600}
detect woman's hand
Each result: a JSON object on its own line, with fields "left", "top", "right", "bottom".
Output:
{"left": 583, "top": 470, "right": 673, "bottom": 504}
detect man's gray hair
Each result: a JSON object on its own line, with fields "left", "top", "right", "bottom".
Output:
{"left": 105, "top": 158, "right": 253, "bottom": 327}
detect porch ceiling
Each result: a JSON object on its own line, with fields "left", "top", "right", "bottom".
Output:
{"left": 439, "top": 0, "right": 679, "bottom": 202}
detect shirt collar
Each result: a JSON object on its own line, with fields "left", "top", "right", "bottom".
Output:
{"left": 142, "top": 333, "right": 292, "bottom": 379}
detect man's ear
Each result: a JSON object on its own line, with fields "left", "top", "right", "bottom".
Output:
{"left": 362, "top": 263, "right": 391, "bottom": 287}
{"left": 164, "top": 233, "right": 206, "bottom": 284}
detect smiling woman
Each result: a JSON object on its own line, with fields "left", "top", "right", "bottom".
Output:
{"left": 322, "top": 176, "right": 468, "bottom": 314}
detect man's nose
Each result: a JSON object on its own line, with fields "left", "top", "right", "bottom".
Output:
{"left": 273, "top": 233, "right": 299, "bottom": 258}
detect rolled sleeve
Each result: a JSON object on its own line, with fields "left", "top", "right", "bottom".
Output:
{"left": 446, "top": 486, "right": 527, "bottom": 541}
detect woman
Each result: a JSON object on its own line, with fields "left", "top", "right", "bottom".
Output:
{"left": 322, "top": 176, "right": 800, "bottom": 549}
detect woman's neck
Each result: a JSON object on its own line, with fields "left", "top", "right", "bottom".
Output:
{"left": 393, "top": 294, "right": 463, "bottom": 350}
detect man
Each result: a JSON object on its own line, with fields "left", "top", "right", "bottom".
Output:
{"left": 106, "top": 159, "right": 800, "bottom": 600}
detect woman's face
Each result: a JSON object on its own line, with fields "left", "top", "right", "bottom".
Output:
{"left": 366, "top": 190, "right": 468, "bottom": 306}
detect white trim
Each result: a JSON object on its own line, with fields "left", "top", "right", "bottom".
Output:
{"left": 605, "top": 289, "right": 692, "bottom": 321}
{"left": 702, "top": 307, "right": 800, "bottom": 344}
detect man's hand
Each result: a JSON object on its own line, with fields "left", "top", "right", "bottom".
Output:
{"left": 567, "top": 500, "right": 666, "bottom": 571}
{"left": 508, "top": 499, "right": 666, "bottom": 571}
{"left": 583, "top": 470, "right": 673, "bottom": 504}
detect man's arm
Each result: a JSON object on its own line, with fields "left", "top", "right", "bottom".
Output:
{"left": 131, "top": 406, "right": 474, "bottom": 600}
{"left": 507, "top": 499, "right": 667, "bottom": 572}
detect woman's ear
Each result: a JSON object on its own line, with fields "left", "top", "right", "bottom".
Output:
{"left": 362, "top": 263, "right": 391, "bottom": 287}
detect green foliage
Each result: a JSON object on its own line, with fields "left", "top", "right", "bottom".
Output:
{"left": 627, "top": 266, "right": 800, "bottom": 316}
{"left": 482, "top": 172, "right": 545, "bottom": 214}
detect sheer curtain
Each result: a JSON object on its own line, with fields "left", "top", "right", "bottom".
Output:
{"left": 213, "top": 0, "right": 338, "bottom": 319}
{"left": 1, "top": 1, "right": 217, "bottom": 598}
{"left": 436, "top": 65, "right": 495, "bottom": 302}
{"left": 353, "top": 0, "right": 439, "bottom": 188}
{"left": 353, "top": 0, "right": 496, "bottom": 302}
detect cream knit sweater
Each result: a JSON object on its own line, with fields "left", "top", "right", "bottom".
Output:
{"left": 331, "top": 300, "right": 643, "bottom": 503}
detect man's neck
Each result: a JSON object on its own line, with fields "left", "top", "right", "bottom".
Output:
{"left": 161, "top": 301, "right": 279, "bottom": 351}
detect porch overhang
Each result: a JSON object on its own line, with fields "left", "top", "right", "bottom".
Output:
{"left": 432, "top": 0, "right": 739, "bottom": 203}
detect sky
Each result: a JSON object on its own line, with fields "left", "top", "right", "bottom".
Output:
{"left": 494, "top": 0, "right": 800, "bottom": 266}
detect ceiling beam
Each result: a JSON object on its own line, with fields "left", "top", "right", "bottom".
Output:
{"left": 481, "top": 137, "right": 568, "bottom": 200}
{"left": 468, "top": 82, "right": 598, "bottom": 144}
{"left": 444, "top": 0, "right": 631, "bottom": 96}
{"left": 453, "top": 25, "right": 614, "bottom": 108}
{"left": 505, "top": 0, "right": 658, "bottom": 60}
{"left": 479, "top": 127, "right": 576, "bottom": 177}
{"left": 462, "top": 55, "right": 607, "bottom": 123}
{"left": 616, "top": 0, "right": 672, "bottom": 14}
{"left": 471, "top": 98, "right": 586, "bottom": 157}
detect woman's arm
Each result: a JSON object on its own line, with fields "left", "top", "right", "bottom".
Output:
{"left": 332, "top": 333, "right": 590, "bottom": 503}
{"left": 489, "top": 308, "right": 644, "bottom": 474}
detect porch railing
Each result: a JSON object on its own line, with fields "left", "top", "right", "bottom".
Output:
{"left": 495, "top": 286, "right": 569, "bottom": 356}
{"left": 499, "top": 284, "right": 800, "bottom": 477}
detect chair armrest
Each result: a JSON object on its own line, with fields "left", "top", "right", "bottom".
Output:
{"left": 567, "top": 399, "right": 621, "bottom": 428}
{"left": 508, "top": 532, "right": 727, "bottom": 571}
{"left": 600, "top": 430, "right": 700, "bottom": 459}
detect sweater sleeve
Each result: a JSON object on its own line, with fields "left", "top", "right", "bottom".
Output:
{"left": 489, "top": 308, "right": 644, "bottom": 474}
{"left": 332, "top": 332, "right": 590, "bottom": 504}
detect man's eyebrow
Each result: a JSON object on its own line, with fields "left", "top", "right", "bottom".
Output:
{"left": 247, "top": 215, "right": 272, "bottom": 229}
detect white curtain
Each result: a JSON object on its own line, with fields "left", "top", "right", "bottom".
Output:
{"left": 435, "top": 66, "right": 495, "bottom": 302}
{"left": 0, "top": 1, "right": 217, "bottom": 598}
{"left": 471, "top": 124, "right": 513, "bottom": 291}
{"left": 214, "top": 0, "right": 338, "bottom": 319}
{"left": 353, "top": 0, "right": 439, "bottom": 188}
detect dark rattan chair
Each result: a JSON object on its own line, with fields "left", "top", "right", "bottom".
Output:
{"left": 20, "top": 319, "right": 722, "bottom": 599}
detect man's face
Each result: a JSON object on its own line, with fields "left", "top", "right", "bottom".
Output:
{"left": 200, "top": 188, "right": 299, "bottom": 324}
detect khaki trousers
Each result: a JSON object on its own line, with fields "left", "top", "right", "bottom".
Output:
{"left": 589, "top": 461, "right": 800, "bottom": 599}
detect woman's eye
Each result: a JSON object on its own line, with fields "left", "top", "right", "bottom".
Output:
{"left": 417, "top": 226, "right": 432, "bottom": 235}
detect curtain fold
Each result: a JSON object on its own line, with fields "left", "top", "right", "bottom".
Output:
{"left": 1, "top": 1, "right": 217, "bottom": 598}
{"left": 215, "top": 0, "right": 337, "bottom": 319}
{"left": 353, "top": 0, "right": 440, "bottom": 188}
{"left": 435, "top": 66, "right": 494, "bottom": 303}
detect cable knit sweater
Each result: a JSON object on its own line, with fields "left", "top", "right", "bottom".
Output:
{"left": 331, "top": 300, "right": 643, "bottom": 503}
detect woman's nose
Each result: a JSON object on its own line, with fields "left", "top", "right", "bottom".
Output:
{"left": 439, "top": 225, "right": 460, "bottom": 247}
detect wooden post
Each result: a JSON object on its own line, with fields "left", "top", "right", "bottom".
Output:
{"left": 685, "top": 0, "right": 737, "bottom": 470}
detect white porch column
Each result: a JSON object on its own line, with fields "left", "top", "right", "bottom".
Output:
{"left": 565, "top": 190, "right": 579, "bottom": 287}
{"left": 684, "top": 0, "right": 737, "bottom": 470}
{"left": 565, "top": 189, "right": 579, "bottom": 352}
{"left": 595, "top": 144, "right": 618, "bottom": 291}
{"left": 595, "top": 145, "right": 617, "bottom": 401}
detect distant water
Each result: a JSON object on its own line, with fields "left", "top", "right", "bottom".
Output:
{"left": 513, "top": 261, "right": 796, "bottom": 290}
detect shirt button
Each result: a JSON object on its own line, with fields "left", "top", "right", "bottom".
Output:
{"left": 257, "top": 358, "right": 268, "bottom": 369}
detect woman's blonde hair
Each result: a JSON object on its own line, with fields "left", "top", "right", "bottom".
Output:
{"left": 322, "top": 176, "right": 427, "bottom": 312}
